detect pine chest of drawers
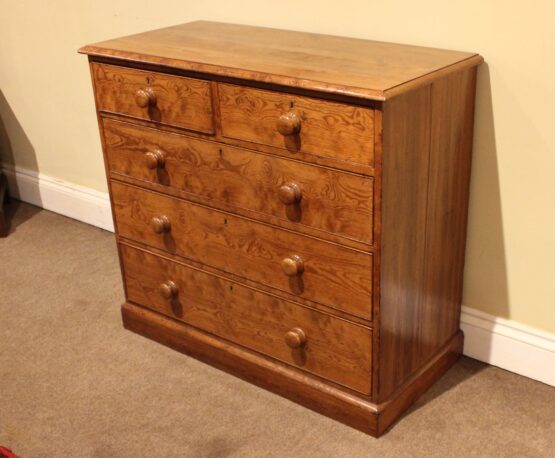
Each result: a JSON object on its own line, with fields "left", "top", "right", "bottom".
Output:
{"left": 80, "top": 21, "right": 482, "bottom": 436}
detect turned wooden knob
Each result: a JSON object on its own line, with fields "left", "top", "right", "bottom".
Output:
{"left": 145, "top": 150, "right": 165, "bottom": 169}
{"left": 285, "top": 327, "right": 306, "bottom": 349}
{"left": 151, "top": 215, "right": 171, "bottom": 234}
{"left": 159, "top": 281, "right": 178, "bottom": 300}
{"left": 276, "top": 111, "right": 301, "bottom": 136}
{"left": 278, "top": 182, "right": 302, "bottom": 205}
{"left": 281, "top": 255, "right": 304, "bottom": 277}
{"left": 135, "top": 88, "right": 156, "bottom": 108}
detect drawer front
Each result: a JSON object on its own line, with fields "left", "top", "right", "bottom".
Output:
{"left": 92, "top": 63, "right": 214, "bottom": 134}
{"left": 104, "top": 118, "right": 374, "bottom": 244}
{"left": 219, "top": 83, "right": 374, "bottom": 167}
{"left": 121, "top": 244, "right": 372, "bottom": 394}
{"left": 112, "top": 182, "right": 372, "bottom": 319}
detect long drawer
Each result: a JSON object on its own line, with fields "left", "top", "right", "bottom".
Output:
{"left": 103, "top": 118, "right": 374, "bottom": 244}
{"left": 111, "top": 182, "right": 373, "bottom": 319}
{"left": 218, "top": 83, "right": 375, "bottom": 166}
{"left": 92, "top": 63, "right": 214, "bottom": 134}
{"left": 121, "top": 243, "right": 372, "bottom": 394}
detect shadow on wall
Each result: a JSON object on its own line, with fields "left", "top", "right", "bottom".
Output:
{"left": 462, "top": 63, "right": 510, "bottom": 358}
{"left": 0, "top": 89, "right": 42, "bottom": 233}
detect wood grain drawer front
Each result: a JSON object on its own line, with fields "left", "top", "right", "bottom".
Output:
{"left": 104, "top": 119, "right": 374, "bottom": 244}
{"left": 112, "top": 182, "right": 373, "bottom": 319}
{"left": 121, "top": 244, "right": 372, "bottom": 394}
{"left": 92, "top": 63, "right": 214, "bottom": 134}
{"left": 218, "top": 84, "right": 374, "bottom": 167}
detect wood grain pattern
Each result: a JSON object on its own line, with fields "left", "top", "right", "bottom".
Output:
{"left": 375, "top": 331, "right": 463, "bottom": 435}
{"left": 122, "top": 301, "right": 462, "bottom": 436}
{"left": 111, "top": 181, "right": 373, "bottom": 319}
{"left": 103, "top": 118, "right": 374, "bottom": 244}
{"left": 118, "top": 239, "right": 371, "bottom": 325}
{"left": 99, "top": 108, "right": 375, "bottom": 177}
{"left": 86, "top": 61, "right": 133, "bottom": 302}
{"left": 81, "top": 24, "right": 481, "bottom": 436}
{"left": 91, "top": 63, "right": 214, "bottom": 133}
{"left": 219, "top": 83, "right": 374, "bottom": 166}
{"left": 378, "top": 85, "right": 432, "bottom": 400}
{"left": 79, "top": 21, "right": 479, "bottom": 101}
{"left": 378, "top": 67, "right": 476, "bottom": 401}
{"left": 121, "top": 301, "right": 381, "bottom": 435}
{"left": 418, "top": 67, "right": 477, "bottom": 360}
{"left": 370, "top": 107, "right": 383, "bottom": 399}
{"left": 121, "top": 243, "right": 372, "bottom": 394}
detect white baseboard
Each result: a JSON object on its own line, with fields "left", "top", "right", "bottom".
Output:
{"left": 461, "top": 306, "right": 554, "bottom": 386}
{"left": 3, "top": 164, "right": 554, "bottom": 386}
{"left": 2, "top": 164, "right": 113, "bottom": 232}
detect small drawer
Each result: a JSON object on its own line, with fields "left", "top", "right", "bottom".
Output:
{"left": 121, "top": 243, "right": 372, "bottom": 394}
{"left": 92, "top": 63, "right": 214, "bottom": 134}
{"left": 218, "top": 83, "right": 374, "bottom": 167}
{"left": 103, "top": 118, "right": 374, "bottom": 244}
{"left": 111, "top": 182, "right": 373, "bottom": 320}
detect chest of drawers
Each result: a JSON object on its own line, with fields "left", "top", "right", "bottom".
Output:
{"left": 80, "top": 21, "right": 481, "bottom": 436}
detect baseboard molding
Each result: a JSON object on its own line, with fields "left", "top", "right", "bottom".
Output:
{"left": 461, "top": 306, "right": 555, "bottom": 386}
{"left": 3, "top": 163, "right": 554, "bottom": 386}
{"left": 2, "top": 164, "right": 113, "bottom": 232}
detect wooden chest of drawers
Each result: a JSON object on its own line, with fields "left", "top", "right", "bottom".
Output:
{"left": 80, "top": 21, "right": 481, "bottom": 436}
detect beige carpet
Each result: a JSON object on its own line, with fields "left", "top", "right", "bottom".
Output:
{"left": 0, "top": 201, "right": 554, "bottom": 457}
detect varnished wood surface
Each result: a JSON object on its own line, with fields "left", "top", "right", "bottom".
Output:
{"left": 111, "top": 182, "right": 373, "bottom": 319}
{"left": 99, "top": 108, "right": 376, "bottom": 177}
{"left": 419, "top": 68, "right": 477, "bottom": 360}
{"left": 92, "top": 63, "right": 214, "bottom": 133}
{"left": 122, "top": 301, "right": 381, "bottom": 435}
{"left": 370, "top": 108, "right": 383, "bottom": 399}
{"left": 378, "top": 85, "right": 431, "bottom": 399}
{"left": 121, "top": 243, "right": 373, "bottom": 394}
{"left": 219, "top": 84, "right": 375, "bottom": 166}
{"left": 375, "top": 330, "right": 463, "bottom": 435}
{"left": 122, "top": 302, "right": 463, "bottom": 437}
{"left": 103, "top": 118, "right": 374, "bottom": 244}
{"left": 378, "top": 67, "right": 476, "bottom": 401}
{"left": 79, "top": 21, "right": 479, "bottom": 101}
{"left": 81, "top": 25, "right": 481, "bottom": 436}
{"left": 120, "top": 238, "right": 373, "bottom": 326}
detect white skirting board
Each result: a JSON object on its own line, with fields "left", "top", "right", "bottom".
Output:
{"left": 2, "top": 164, "right": 114, "bottom": 232}
{"left": 3, "top": 164, "right": 554, "bottom": 387}
{"left": 460, "top": 306, "right": 554, "bottom": 386}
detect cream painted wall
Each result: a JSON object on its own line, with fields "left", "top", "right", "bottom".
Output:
{"left": 1, "top": 1, "right": 554, "bottom": 333}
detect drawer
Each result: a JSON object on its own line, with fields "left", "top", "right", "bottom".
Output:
{"left": 103, "top": 118, "right": 374, "bottom": 244}
{"left": 121, "top": 244, "right": 372, "bottom": 394}
{"left": 112, "top": 182, "right": 373, "bottom": 319}
{"left": 92, "top": 63, "right": 214, "bottom": 134}
{"left": 218, "top": 83, "right": 374, "bottom": 167}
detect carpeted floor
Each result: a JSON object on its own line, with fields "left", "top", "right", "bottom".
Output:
{"left": 1, "top": 201, "right": 554, "bottom": 457}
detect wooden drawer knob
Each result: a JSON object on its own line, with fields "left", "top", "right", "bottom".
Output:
{"left": 151, "top": 215, "right": 171, "bottom": 234}
{"left": 145, "top": 150, "right": 165, "bottom": 169}
{"left": 135, "top": 88, "right": 156, "bottom": 108}
{"left": 159, "top": 281, "right": 178, "bottom": 300}
{"left": 285, "top": 327, "right": 306, "bottom": 349}
{"left": 281, "top": 255, "right": 304, "bottom": 276}
{"left": 276, "top": 111, "right": 301, "bottom": 136}
{"left": 278, "top": 182, "right": 302, "bottom": 205}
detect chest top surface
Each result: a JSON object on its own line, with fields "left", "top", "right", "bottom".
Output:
{"left": 79, "top": 21, "right": 480, "bottom": 101}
